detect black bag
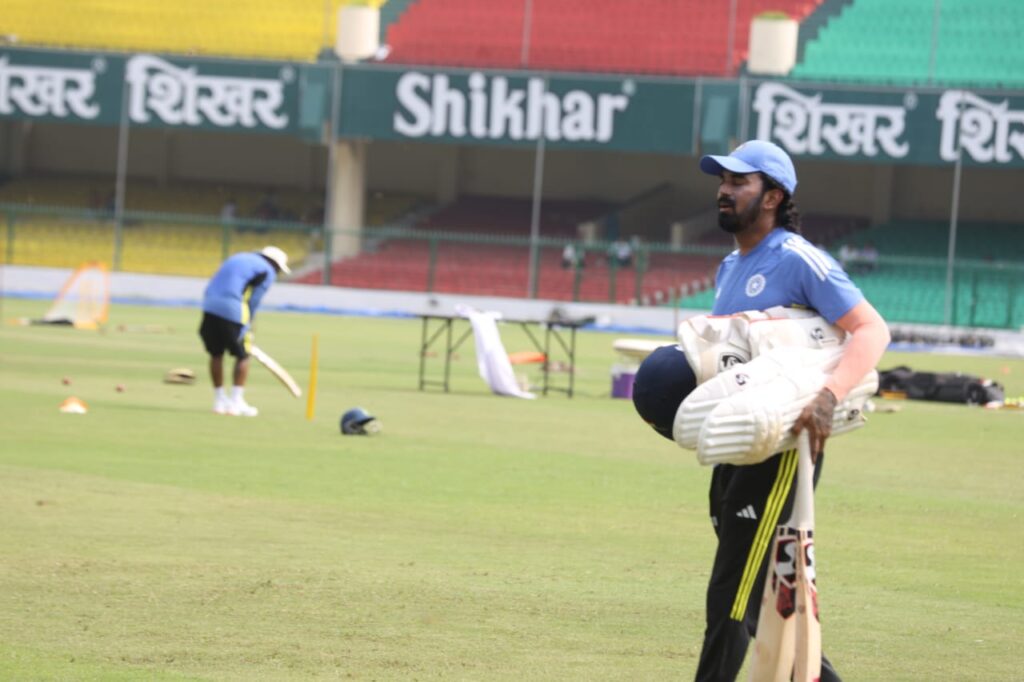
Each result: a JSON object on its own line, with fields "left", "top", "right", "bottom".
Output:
{"left": 878, "top": 365, "right": 1005, "bottom": 405}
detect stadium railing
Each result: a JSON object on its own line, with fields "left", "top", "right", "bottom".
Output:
{"left": 675, "top": 251, "right": 1024, "bottom": 330}
{"left": 301, "top": 224, "right": 726, "bottom": 305}
{"left": 3, "top": 202, "right": 1021, "bottom": 329}
{"left": 0, "top": 202, "right": 724, "bottom": 306}
{"left": 0, "top": 203, "right": 315, "bottom": 278}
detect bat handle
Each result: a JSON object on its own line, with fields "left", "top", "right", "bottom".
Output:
{"left": 790, "top": 432, "right": 815, "bottom": 530}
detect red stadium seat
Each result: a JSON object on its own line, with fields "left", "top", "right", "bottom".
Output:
{"left": 384, "top": 0, "right": 822, "bottom": 76}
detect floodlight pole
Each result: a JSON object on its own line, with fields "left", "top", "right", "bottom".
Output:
{"left": 522, "top": 0, "right": 540, "bottom": 297}
{"left": 322, "top": 0, "right": 332, "bottom": 50}
{"left": 944, "top": 91, "right": 964, "bottom": 327}
{"left": 113, "top": 82, "right": 131, "bottom": 272}
{"left": 520, "top": 0, "right": 534, "bottom": 67}
{"left": 738, "top": 75, "right": 750, "bottom": 141}
{"left": 323, "top": 63, "right": 343, "bottom": 286}
{"left": 928, "top": 0, "right": 942, "bottom": 84}
{"left": 725, "top": 0, "right": 738, "bottom": 76}
{"left": 526, "top": 77, "right": 548, "bottom": 299}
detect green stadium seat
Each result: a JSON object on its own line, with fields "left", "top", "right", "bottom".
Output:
{"left": 792, "top": 0, "right": 1024, "bottom": 87}
{"left": 833, "top": 220, "right": 1024, "bottom": 328}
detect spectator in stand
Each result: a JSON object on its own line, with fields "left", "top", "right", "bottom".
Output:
{"left": 96, "top": 189, "right": 116, "bottom": 223}
{"left": 838, "top": 242, "right": 858, "bottom": 271}
{"left": 631, "top": 235, "right": 645, "bottom": 271}
{"left": 220, "top": 197, "right": 237, "bottom": 225}
{"left": 255, "top": 188, "right": 281, "bottom": 221}
{"left": 610, "top": 238, "right": 633, "bottom": 268}
{"left": 562, "top": 242, "right": 581, "bottom": 269}
{"left": 861, "top": 241, "right": 879, "bottom": 272}
{"left": 839, "top": 242, "right": 879, "bottom": 274}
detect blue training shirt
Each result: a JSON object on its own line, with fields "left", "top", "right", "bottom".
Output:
{"left": 202, "top": 252, "right": 277, "bottom": 326}
{"left": 711, "top": 228, "right": 862, "bottom": 322}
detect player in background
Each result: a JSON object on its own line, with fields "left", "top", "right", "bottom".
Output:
{"left": 199, "top": 246, "right": 290, "bottom": 417}
{"left": 693, "top": 141, "right": 889, "bottom": 681}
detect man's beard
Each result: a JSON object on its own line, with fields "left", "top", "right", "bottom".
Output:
{"left": 717, "top": 191, "right": 764, "bottom": 234}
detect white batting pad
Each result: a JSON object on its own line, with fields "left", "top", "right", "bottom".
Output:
{"left": 673, "top": 345, "right": 844, "bottom": 449}
{"left": 747, "top": 310, "right": 847, "bottom": 355}
{"left": 695, "top": 368, "right": 879, "bottom": 466}
{"left": 676, "top": 313, "right": 757, "bottom": 384}
{"left": 676, "top": 308, "right": 847, "bottom": 386}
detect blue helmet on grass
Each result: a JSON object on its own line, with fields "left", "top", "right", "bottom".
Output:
{"left": 340, "top": 407, "right": 380, "bottom": 435}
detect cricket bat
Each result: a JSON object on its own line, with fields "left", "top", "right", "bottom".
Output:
{"left": 251, "top": 345, "right": 302, "bottom": 398}
{"left": 748, "top": 432, "right": 821, "bottom": 682}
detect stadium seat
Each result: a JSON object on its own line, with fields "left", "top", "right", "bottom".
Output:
{"left": 0, "top": 176, "right": 425, "bottom": 276}
{"left": 384, "top": 0, "right": 823, "bottom": 77}
{"left": 1, "top": 0, "right": 356, "bottom": 61}
{"left": 677, "top": 219, "right": 1024, "bottom": 328}
{"left": 827, "top": 220, "right": 1024, "bottom": 327}
{"left": 291, "top": 194, "right": 720, "bottom": 303}
{"left": 792, "top": 0, "right": 1024, "bottom": 87}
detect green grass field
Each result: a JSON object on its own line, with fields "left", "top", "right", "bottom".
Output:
{"left": 1, "top": 297, "right": 1022, "bottom": 681}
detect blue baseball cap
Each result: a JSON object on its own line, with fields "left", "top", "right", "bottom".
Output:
{"left": 631, "top": 344, "right": 697, "bottom": 441}
{"left": 699, "top": 140, "right": 798, "bottom": 195}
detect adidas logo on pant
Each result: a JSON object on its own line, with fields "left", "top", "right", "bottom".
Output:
{"left": 735, "top": 505, "right": 758, "bottom": 520}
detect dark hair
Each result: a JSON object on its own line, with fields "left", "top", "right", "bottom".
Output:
{"left": 760, "top": 173, "right": 802, "bottom": 235}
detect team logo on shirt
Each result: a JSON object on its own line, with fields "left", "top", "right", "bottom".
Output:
{"left": 745, "top": 274, "right": 766, "bottom": 297}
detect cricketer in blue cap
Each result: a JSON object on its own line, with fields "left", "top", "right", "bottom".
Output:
{"left": 631, "top": 344, "right": 697, "bottom": 441}
{"left": 685, "top": 139, "right": 888, "bottom": 682}
{"left": 700, "top": 140, "right": 800, "bottom": 238}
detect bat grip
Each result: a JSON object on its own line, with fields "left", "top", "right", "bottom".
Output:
{"left": 789, "top": 432, "right": 815, "bottom": 530}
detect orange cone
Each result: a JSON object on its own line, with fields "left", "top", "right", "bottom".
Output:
{"left": 59, "top": 397, "right": 88, "bottom": 414}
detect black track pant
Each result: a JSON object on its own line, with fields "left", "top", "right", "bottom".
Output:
{"left": 693, "top": 450, "right": 842, "bottom": 682}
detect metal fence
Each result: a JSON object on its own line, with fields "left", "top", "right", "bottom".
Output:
{"left": 4, "top": 202, "right": 1023, "bottom": 329}
{"left": 0, "top": 202, "right": 725, "bottom": 305}
{"left": 1, "top": 203, "right": 318, "bottom": 279}
{"left": 317, "top": 224, "right": 728, "bottom": 304}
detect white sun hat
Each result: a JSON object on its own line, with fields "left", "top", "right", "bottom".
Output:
{"left": 260, "top": 245, "right": 291, "bottom": 274}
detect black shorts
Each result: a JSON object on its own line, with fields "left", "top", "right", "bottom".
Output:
{"left": 199, "top": 312, "right": 249, "bottom": 359}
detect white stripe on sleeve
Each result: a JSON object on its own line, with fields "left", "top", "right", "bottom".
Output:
{"left": 791, "top": 239, "right": 833, "bottom": 274}
{"left": 783, "top": 238, "right": 829, "bottom": 281}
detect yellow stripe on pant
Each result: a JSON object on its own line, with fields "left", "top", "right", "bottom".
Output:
{"left": 241, "top": 288, "right": 253, "bottom": 353}
{"left": 241, "top": 287, "right": 253, "bottom": 326}
{"left": 730, "top": 449, "right": 798, "bottom": 621}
